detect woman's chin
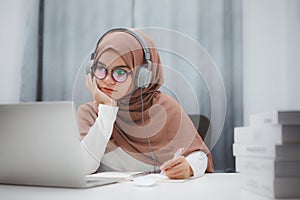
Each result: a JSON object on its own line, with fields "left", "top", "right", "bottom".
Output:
{"left": 104, "top": 92, "right": 113, "bottom": 99}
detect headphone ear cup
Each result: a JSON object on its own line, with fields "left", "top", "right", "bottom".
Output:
{"left": 134, "top": 66, "right": 152, "bottom": 88}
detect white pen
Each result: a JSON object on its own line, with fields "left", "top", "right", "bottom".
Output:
{"left": 160, "top": 148, "right": 185, "bottom": 174}
{"left": 172, "top": 148, "right": 184, "bottom": 160}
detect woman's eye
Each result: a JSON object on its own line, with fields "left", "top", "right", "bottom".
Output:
{"left": 116, "top": 70, "right": 126, "bottom": 75}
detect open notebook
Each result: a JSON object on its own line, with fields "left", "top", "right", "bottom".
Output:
{"left": 87, "top": 171, "right": 187, "bottom": 183}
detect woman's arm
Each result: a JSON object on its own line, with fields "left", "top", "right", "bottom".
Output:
{"left": 80, "top": 104, "right": 118, "bottom": 174}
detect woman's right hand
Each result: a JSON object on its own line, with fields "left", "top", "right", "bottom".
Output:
{"left": 86, "top": 74, "right": 117, "bottom": 110}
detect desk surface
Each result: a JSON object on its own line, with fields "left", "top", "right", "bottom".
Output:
{"left": 0, "top": 173, "right": 240, "bottom": 200}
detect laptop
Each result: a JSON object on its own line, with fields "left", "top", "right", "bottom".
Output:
{"left": 0, "top": 101, "right": 119, "bottom": 188}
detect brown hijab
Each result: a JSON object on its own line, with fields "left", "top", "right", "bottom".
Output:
{"left": 77, "top": 29, "right": 214, "bottom": 172}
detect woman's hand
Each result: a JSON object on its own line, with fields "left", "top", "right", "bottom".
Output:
{"left": 160, "top": 156, "right": 194, "bottom": 179}
{"left": 86, "top": 74, "right": 117, "bottom": 109}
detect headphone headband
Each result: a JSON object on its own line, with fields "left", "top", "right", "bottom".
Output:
{"left": 91, "top": 28, "right": 151, "bottom": 67}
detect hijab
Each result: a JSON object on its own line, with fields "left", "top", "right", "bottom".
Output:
{"left": 77, "top": 29, "right": 214, "bottom": 172}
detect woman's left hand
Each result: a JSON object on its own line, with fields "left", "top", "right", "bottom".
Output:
{"left": 86, "top": 74, "right": 117, "bottom": 107}
{"left": 160, "top": 156, "right": 193, "bottom": 179}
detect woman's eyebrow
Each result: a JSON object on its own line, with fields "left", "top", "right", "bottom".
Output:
{"left": 96, "top": 61, "right": 106, "bottom": 66}
{"left": 114, "top": 65, "right": 131, "bottom": 70}
{"left": 96, "top": 61, "right": 130, "bottom": 70}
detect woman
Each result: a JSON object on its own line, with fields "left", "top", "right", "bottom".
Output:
{"left": 77, "top": 28, "right": 214, "bottom": 179}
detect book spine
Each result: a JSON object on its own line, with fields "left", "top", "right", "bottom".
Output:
{"left": 236, "top": 156, "right": 300, "bottom": 177}
{"left": 250, "top": 111, "right": 300, "bottom": 125}
{"left": 249, "top": 111, "right": 279, "bottom": 126}
{"left": 236, "top": 156, "right": 275, "bottom": 176}
{"left": 233, "top": 143, "right": 276, "bottom": 158}
{"left": 233, "top": 143, "right": 300, "bottom": 160}
{"left": 234, "top": 125, "right": 300, "bottom": 144}
{"left": 241, "top": 175, "right": 300, "bottom": 198}
{"left": 234, "top": 126, "right": 282, "bottom": 145}
{"left": 242, "top": 175, "right": 275, "bottom": 198}
{"left": 239, "top": 189, "right": 295, "bottom": 200}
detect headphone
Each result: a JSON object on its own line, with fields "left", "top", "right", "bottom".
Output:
{"left": 88, "top": 28, "right": 152, "bottom": 88}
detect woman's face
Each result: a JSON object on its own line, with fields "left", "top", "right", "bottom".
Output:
{"left": 95, "top": 50, "right": 133, "bottom": 100}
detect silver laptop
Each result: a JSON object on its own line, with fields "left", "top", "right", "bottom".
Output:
{"left": 0, "top": 101, "right": 119, "bottom": 188}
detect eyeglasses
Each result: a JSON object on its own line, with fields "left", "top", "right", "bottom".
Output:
{"left": 92, "top": 64, "right": 132, "bottom": 83}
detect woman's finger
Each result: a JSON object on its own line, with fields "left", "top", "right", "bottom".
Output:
{"left": 164, "top": 164, "right": 186, "bottom": 179}
{"left": 86, "top": 74, "right": 93, "bottom": 91}
{"left": 160, "top": 156, "right": 184, "bottom": 171}
{"left": 92, "top": 76, "right": 98, "bottom": 91}
{"left": 165, "top": 162, "right": 183, "bottom": 174}
{"left": 163, "top": 157, "right": 192, "bottom": 179}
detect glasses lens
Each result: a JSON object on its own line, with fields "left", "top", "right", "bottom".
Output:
{"left": 112, "top": 69, "right": 128, "bottom": 83}
{"left": 93, "top": 66, "right": 106, "bottom": 79}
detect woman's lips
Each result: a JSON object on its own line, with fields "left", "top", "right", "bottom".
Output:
{"left": 101, "top": 87, "right": 115, "bottom": 93}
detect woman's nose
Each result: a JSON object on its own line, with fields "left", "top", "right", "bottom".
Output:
{"left": 103, "top": 72, "right": 115, "bottom": 85}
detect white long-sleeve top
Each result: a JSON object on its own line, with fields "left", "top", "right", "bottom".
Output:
{"left": 81, "top": 104, "right": 208, "bottom": 177}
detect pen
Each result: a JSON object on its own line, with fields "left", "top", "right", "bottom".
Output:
{"left": 160, "top": 148, "right": 185, "bottom": 174}
{"left": 172, "top": 148, "right": 184, "bottom": 160}
{"left": 129, "top": 171, "right": 151, "bottom": 180}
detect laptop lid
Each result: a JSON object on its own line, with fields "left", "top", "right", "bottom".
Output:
{"left": 0, "top": 101, "right": 109, "bottom": 188}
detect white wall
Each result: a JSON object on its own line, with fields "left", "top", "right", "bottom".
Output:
{"left": 243, "top": 0, "right": 300, "bottom": 125}
{"left": 0, "top": 0, "right": 38, "bottom": 103}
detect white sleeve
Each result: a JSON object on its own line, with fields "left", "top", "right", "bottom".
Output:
{"left": 80, "top": 104, "right": 119, "bottom": 174}
{"left": 185, "top": 151, "right": 208, "bottom": 177}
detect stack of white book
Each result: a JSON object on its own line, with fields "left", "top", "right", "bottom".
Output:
{"left": 233, "top": 110, "right": 300, "bottom": 199}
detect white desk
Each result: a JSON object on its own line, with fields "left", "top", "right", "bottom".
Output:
{"left": 0, "top": 173, "right": 240, "bottom": 200}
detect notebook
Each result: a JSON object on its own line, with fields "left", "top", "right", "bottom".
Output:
{"left": 0, "top": 101, "right": 119, "bottom": 188}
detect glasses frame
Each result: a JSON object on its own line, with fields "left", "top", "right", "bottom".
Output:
{"left": 91, "top": 64, "right": 132, "bottom": 83}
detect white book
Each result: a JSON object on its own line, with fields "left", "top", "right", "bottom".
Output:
{"left": 234, "top": 125, "right": 300, "bottom": 144}
{"left": 233, "top": 143, "right": 300, "bottom": 160}
{"left": 235, "top": 156, "right": 300, "bottom": 178}
{"left": 250, "top": 110, "right": 300, "bottom": 126}
{"left": 241, "top": 174, "right": 300, "bottom": 198}
{"left": 240, "top": 189, "right": 300, "bottom": 200}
